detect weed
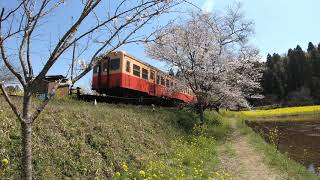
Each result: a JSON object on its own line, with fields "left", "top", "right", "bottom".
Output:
{"left": 0, "top": 97, "right": 231, "bottom": 179}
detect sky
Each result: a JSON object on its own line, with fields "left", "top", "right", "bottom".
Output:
{"left": 2, "top": 0, "right": 320, "bottom": 90}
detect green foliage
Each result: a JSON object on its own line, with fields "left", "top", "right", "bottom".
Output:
{"left": 112, "top": 111, "right": 231, "bottom": 179}
{"left": 261, "top": 42, "right": 320, "bottom": 106}
{"left": 0, "top": 97, "right": 231, "bottom": 179}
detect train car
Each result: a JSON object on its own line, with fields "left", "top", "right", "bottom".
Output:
{"left": 92, "top": 51, "right": 196, "bottom": 103}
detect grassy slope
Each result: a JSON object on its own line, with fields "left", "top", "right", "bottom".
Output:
{"left": 0, "top": 97, "right": 230, "bottom": 179}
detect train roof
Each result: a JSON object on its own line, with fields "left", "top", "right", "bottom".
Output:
{"left": 112, "top": 51, "right": 171, "bottom": 77}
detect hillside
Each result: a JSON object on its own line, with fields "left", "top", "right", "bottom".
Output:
{"left": 0, "top": 97, "right": 230, "bottom": 179}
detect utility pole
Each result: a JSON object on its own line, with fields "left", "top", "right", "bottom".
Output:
{"left": 71, "top": 42, "right": 76, "bottom": 81}
{"left": 69, "top": 42, "right": 76, "bottom": 95}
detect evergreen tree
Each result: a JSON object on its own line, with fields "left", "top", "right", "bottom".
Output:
{"left": 261, "top": 42, "right": 320, "bottom": 104}
{"left": 307, "top": 42, "right": 316, "bottom": 53}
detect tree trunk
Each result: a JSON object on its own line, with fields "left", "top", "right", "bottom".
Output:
{"left": 21, "top": 122, "right": 32, "bottom": 180}
{"left": 199, "top": 104, "right": 204, "bottom": 125}
{"left": 21, "top": 94, "right": 32, "bottom": 180}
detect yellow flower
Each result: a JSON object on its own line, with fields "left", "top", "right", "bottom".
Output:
{"left": 122, "top": 163, "right": 128, "bottom": 172}
{"left": 1, "top": 159, "right": 9, "bottom": 166}
{"left": 139, "top": 170, "right": 146, "bottom": 177}
{"left": 115, "top": 172, "right": 121, "bottom": 177}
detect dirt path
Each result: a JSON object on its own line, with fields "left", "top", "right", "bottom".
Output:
{"left": 218, "top": 118, "right": 286, "bottom": 180}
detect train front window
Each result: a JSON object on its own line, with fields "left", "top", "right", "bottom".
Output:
{"left": 142, "top": 68, "right": 148, "bottom": 80}
{"left": 102, "top": 63, "right": 108, "bottom": 72}
{"left": 126, "top": 61, "right": 130, "bottom": 73}
{"left": 93, "top": 65, "right": 99, "bottom": 74}
{"left": 133, "top": 64, "right": 140, "bottom": 77}
{"left": 110, "top": 58, "right": 120, "bottom": 70}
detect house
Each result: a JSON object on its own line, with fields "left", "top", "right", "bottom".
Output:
{"left": 35, "top": 75, "right": 69, "bottom": 99}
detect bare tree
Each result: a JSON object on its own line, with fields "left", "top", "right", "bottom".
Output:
{"left": 0, "top": 0, "right": 185, "bottom": 179}
{"left": 146, "top": 4, "right": 262, "bottom": 122}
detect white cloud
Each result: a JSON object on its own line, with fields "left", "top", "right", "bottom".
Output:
{"left": 201, "top": 0, "right": 214, "bottom": 13}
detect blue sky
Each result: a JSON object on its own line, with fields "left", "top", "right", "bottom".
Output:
{"left": 2, "top": 0, "right": 320, "bottom": 89}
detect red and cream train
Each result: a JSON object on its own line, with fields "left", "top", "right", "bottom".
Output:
{"left": 92, "top": 51, "right": 195, "bottom": 103}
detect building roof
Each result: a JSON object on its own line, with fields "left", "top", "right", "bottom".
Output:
{"left": 44, "top": 75, "right": 67, "bottom": 81}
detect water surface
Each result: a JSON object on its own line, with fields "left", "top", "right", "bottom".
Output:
{"left": 246, "top": 117, "right": 320, "bottom": 175}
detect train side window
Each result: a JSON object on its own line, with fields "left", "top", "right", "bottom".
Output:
{"left": 126, "top": 61, "right": 130, "bottom": 73}
{"left": 156, "top": 75, "right": 160, "bottom": 84}
{"left": 102, "top": 63, "right": 108, "bottom": 72}
{"left": 150, "top": 71, "right": 155, "bottom": 80}
{"left": 170, "top": 82, "right": 173, "bottom": 87}
{"left": 133, "top": 64, "right": 140, "bottom": 77}
{"left": 166, "top": 79, "right": 169, "bottom": 87}
{"left": 110, "top": 58, "right": 120, "bottom": 70}
{"left": 142, "top": 68, "right": 148, "bottom": 80}
{"left": 160, "top": 77, "right": 165, "bottom": 86}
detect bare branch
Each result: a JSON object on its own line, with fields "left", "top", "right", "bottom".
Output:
{"left": 0, "top": 82, "right": 22, "bottom": 122}
{"left": 1, "top": 1, "right": 26, "bottom": 21}
{"left": 0, "top": 40, "right": 25, "bottom": 85}
{"left": 34, "top": 0, "right": 101, "bottom": 84}
{"left": 30, "top": 80, "right": 67, "bottom": 122}
{"left": 72, "top": 7, "right": 161, "bottom": 83}
{"left": 26, "top": 0, "right": 50, "bottom": 77}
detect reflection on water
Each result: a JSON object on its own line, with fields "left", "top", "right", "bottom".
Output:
{"left": 246, "top": 118, "right": 320, "bottom": 175}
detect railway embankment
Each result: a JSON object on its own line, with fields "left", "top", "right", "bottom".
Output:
{"left": 0, "top": 97, "right": 231, "bottom": 179}
{"left": 2, "top": 97, "right": 317, "bottom": 179}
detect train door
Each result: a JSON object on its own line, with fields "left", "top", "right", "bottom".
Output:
{"left": 105, "top": 57, "right": 110, "bottom": 90}
{"left": 97, "top": 58, "right": 110, "bottom": 93}
{"left": 97, "top": 62, "right": 102, "bottom": 92}
{"left": 149, "top": 70, "right": 156, "bottom": 95}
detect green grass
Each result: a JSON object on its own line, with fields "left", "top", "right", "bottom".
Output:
{"left": 236, "top": 117, "right": 319, "bottom": 180}
{"left": 0, "top": 97, "right": 230, "bottom": 179}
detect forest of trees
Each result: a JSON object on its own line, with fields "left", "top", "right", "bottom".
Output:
{"left": 261, "top": 42, "right": 320, "bottom": 106}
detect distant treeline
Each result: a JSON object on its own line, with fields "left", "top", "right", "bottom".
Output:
{"left": 261, "top": 42, "right": 320, "bottom": 106}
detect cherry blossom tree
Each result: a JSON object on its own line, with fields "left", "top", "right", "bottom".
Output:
{"left": 0, "top": 0, "right": 186, "bottom": 179}
{"left": 146, "top": 4, "right": 262, "bottom": 122}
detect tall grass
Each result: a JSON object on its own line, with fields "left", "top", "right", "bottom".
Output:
{"left": 0, "top": 97, "right": 231, "bottom": 179}
{"left": 113, "top": 110, "right": 232, "bottom": 179}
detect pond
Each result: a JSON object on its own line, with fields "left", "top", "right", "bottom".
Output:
{"left": 246, "top": 116, "right": 320, "bottom": 175}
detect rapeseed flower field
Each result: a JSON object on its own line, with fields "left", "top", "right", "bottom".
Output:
{"left": 241, "top": 105, "right": 320, "bottom": 116}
